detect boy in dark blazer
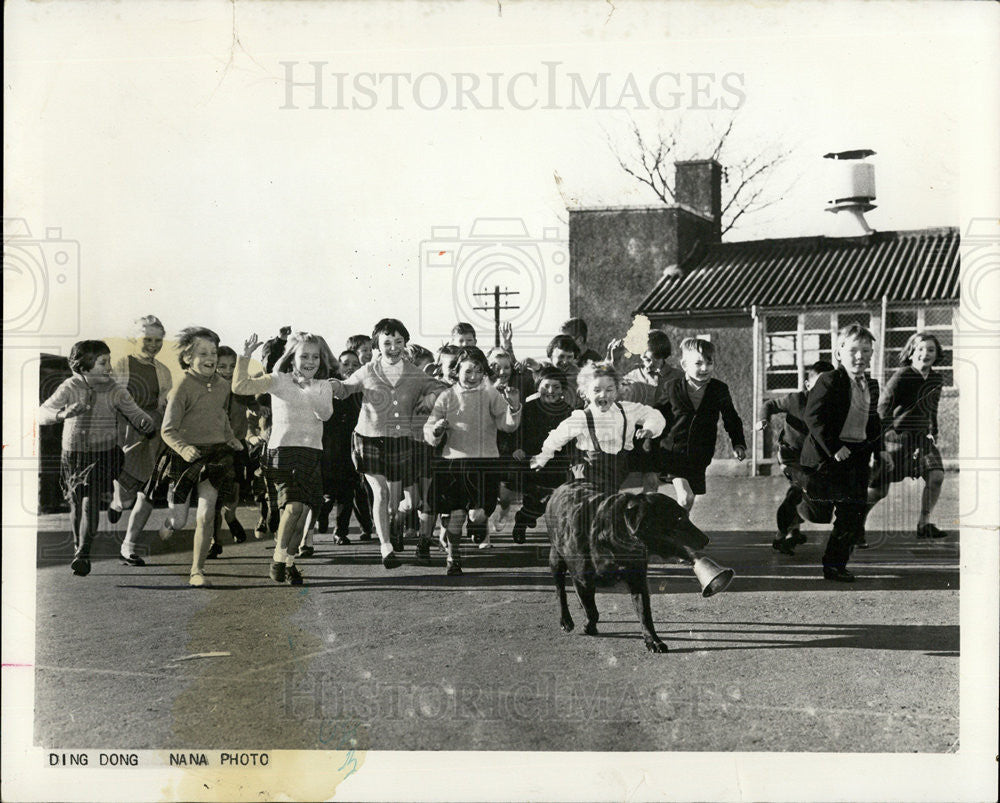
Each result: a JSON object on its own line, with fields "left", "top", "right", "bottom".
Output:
{"left": 757, "top": 359, "right": 835, "bottom": 554}
{"left": 799, "top": 324, "right": 889, "bottom": 582}
{"left": 655, "top": 338, "right": 747, "bottom": 512}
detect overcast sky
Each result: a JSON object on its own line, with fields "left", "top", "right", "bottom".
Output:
{"left": 5, "top": 0, "right": 998, "bottom": 355}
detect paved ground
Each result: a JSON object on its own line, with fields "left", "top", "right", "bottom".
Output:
{"left": 32, "top": 474, "right": 959, "bottom": 753}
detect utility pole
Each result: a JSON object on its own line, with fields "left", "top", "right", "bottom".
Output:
{"left": 472, "top": 286, "right": 520, "bottom": 346}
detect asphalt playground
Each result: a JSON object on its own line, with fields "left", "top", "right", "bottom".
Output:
{"left": 30, "top": 473, "right": 960, "bottom": 753}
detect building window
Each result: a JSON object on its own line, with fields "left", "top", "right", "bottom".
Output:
{"left": 764, "top": 310, "right": 871, "bottom": 391}
{"left": 883, "top": 306, "right": 954, "bottom": 387}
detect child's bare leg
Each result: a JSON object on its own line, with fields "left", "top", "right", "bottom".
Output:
{"left": 163, "top": 492, "right": 192, "bottom": 533}
{"left": 190, "top": 480, "right": 218, "bottom": 576}
{"left": 121, "top": 493, "right": 153, "bottom": 555}
{"left": 364, "top": 473, "right": 396, "bottom": 557}
{"left": 277, "top": 502, "right": 308, "bottom": 560}
{"left": 672, "top": 478, "right": 696, "bottom": 512}
{"left": 445, "top": 509, "right": 466, "bottom": 568}
{"left": 919, "top": 469, "right": 945, "bottom": 527}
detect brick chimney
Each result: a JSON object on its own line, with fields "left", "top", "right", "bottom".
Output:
{"left": 567, "top": 158, "right": 723, "bottom": 349}
{"left": 675, "top": 159, "right": 723, "bottom": 241}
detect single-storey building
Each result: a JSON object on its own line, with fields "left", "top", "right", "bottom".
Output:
{"left": 568, "top": 158, "right": 959, "bottom": 473}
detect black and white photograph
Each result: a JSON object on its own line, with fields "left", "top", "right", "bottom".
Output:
{"left": 3, "top": 1, "right": 999, "bottom": 800}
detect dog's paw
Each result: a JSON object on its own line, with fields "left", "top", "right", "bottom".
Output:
{"left": 645, "top": 639, "right": 669, "bottom": 653}
{"left": 560, "top": 614, "right": 575, "bottom": 633}
{"left": 583, "top": 621, "right": 598, "bottom": 636}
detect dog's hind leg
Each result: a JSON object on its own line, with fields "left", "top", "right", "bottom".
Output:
{"left": 549, "top": 547, "right": 574, "bottom": 633}
{"left": 624, "top": 571, "right": 668, "bottom": 653}
{"left": 571, "top": 574, "right": 600, "bottom": 636}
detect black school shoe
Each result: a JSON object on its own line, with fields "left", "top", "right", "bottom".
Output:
{"left": 269, "top": 561, "right": 286, "bottom": 583}
{"left": 120, "top": 554, "right": 146, "bottom": 567}
{"left": 334, "top": 535, "right": 351, "bottom": 545}
{"left": 71, "top": 556, "right": 91, "bottom": 576}
{"left": 917, "top": 523, "right": 947, "bottom": 539}
{"left": 446, "top": 561, "right": 463, "bottom": 576}
{"left": 822, "top": 566, "right": 856, "bottom": 583}
{"left": 511, "top": 524, "right": 527, "bottom": 544}
{"left": 297, "top": 545, "right": 315, "bottom": 558}
{"left": 771, "top": 535, "right": 796, "bottom": 556}
{"left": 382, "top": 552, "right": 401, "bottom": 570}
{"left": 229, "top": 519, "right": 247, "bottom": 544}
{"left": 416, "top": 540, "right": 432, "bottom": 563}
{"left": 286, "top": 565, "right": 304, "bottom": 586}
{"left": 207, "top": 541, "right": 223, "bottom": 559}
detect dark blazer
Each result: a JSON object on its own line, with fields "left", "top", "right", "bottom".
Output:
{"left": 657, "top": 376, "right": 747, "bottom": 467}
{"left": 800, "top": 366, "right": 881, "bottom": 469}
{"left": 760, "top": 390, "right": 809, "bottom": 460}
{"left": 879, "top": 365, "right": 942, "bottom": 439}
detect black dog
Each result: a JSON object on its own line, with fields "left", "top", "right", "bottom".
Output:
{"left": 545, "top": 480, "right": 711, "bottom": 652}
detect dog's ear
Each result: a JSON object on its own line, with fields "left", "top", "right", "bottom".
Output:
{"left": 623, "top": 495, "right": 646, "bottom": 536}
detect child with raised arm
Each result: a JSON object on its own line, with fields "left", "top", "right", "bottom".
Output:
{"left": 530, "top": 362, "right": 664, "bottom": 494}
{"left": 329, "top": 318, "right": 442, "bottom": 569}
{"left": 39, "top": 340, "right": 154, "bottom": 576}
{"left": 866, "top": 332, "right": 947, "bottom": 540}
{"left": 655, "top": 338, "right": 747, "bottom": 513}
{"left": 234, "top": 332, "right": 335, "bottom": 585}
{"left": 424, "top": 346, "right": 522, "bottom": 574}
{"left": 156, "top": 327, "right": 243, "bottom": 587}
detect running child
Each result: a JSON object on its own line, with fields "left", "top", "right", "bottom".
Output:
{"left": 234, "top": 332, "right": 335, "bottom": 584}
{"left": 39, "top": 340, "right": 155, "bottom": 576}
{"left": 157, "top": 327, "right": 243, "bottom": 587}
{"left": 866, "top": 332, "right": 948, "bottom": 539}
{"left": 655, "top": 338, "right": 747, "bottom": 512}
{"left": 346, "top": 335, "right": 373, "bottom": 365}
{"left": 450, "top": 322, "right": 477, "bottom": 348}
{"left": 424, "top": 346, "right": 522, "bottom": 573}
{"left": 799, "top": 323, "right": 885, "bottom": 582}
{"left": 757, "top": 360, "right": 835, "bottom": 554}
{"left": 206, "top": 345, "right": 256, "bottom": 557}
{"left": 330, "top": 318, "right": 442, "bottom": 569}
{"left": 506, "top": 365, "right": 574, "bottom": 543}
{"left": 530, "top": 362, "right": 664, "bottom": 494}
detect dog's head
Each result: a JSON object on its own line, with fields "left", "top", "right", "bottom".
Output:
{"left": 592, "top": 492, "right": 709, "bottom": 575}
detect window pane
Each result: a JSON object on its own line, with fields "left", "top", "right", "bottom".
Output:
{"left": 885, "top": 329, "right": 915, "bottom": 350}
{"left": 766, "top": 314, "right": 797, "bottom": 333}
{"left": 766, "top": 334, "right": 797, "bottom": 368}
{"left": 766, "top": 372, "right": 799, "bottom": 391}
{"left": 924, "top": 306, "right": 953, "bottom": 328}
{"left": 887, "top": 310, "right": 917, "bottom": 328}
{"left": 839, "top": 311, "right": 871, "bottom": 328}
{"left": 804, "top": 311, "right": 829, "bottom": 330}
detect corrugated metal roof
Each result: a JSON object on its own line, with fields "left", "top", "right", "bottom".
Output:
{"left": 636, "top": 228, "right": 959, "bottom": 316}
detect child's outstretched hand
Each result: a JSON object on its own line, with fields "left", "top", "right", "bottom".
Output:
{"left": 179, "top": 445, "right": 202, "bottom": 463}
{"left": 499, "top": 321, "right": 513, "bottom": 350}
{"left": 501, "top": 385, "right": 521, "bottom": 411}
{"left": 606, "top": 338, "right": 625, "bottom": 364}
{"left": 512, "top": 448, "right": 528, "bottom": 461}
{"left": 61, "top": 401, "right": 91, "bottom": 420}
{"left": 529, "top": 455, "right": 546, "bottom": 471}
{"left": 522, "top": 357, "right": 542, "bottom": 374}
{"left": 733, "top": 445, "right": 747, "bottom": 461}
{"left": 137, "top": 416, "right": 156, "bottom": 435}
{"left": 243, "top": 333, "right": 262, "bottom": 358}
{"left": 432, "top": 419, "right": 450, "bottom": 437}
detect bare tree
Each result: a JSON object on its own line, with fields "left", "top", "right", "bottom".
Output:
{"left": 608, "top": 114, "right": 791, "bottom": 237}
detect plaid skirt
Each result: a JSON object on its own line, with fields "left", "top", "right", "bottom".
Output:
{"left": 151, "top": 443, "right": 238, "bottom": 506}
{"left": 352, "top": 433, "right": 415, "bottom": 484}
{"left": 427, "top": 457, "right": 506, "bottom": 515}
{"left": 60, "top": 447, "right": 123, "bottom": 502}
{"left": 266, "top": 446, "right": 323, "bottom": 511}
{"left": 869, "top": 432, "right": 944, "bottom": 489}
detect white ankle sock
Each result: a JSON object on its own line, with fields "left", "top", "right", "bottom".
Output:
{"left": 273, "top": 546, "right": 288, "bottom": 563}
{"left": 380, "top": 541, "right": 394, "bottom": 558}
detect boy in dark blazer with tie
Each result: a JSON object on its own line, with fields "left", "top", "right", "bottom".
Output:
{"left": 655, "top": 338, "right": 747, "bottom": 512}
{"left": 799, "top": 324, "right": 889, "bottom": 582}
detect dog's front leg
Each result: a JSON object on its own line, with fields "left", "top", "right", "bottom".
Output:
{"left": 572, "top": 573, "right": 600, "bottom": 636}
{"left": 625, "top": 571, "right": 668, "bottom": 652}
{"left": 549, "top": 547, "right": 574, "bottom": 632}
